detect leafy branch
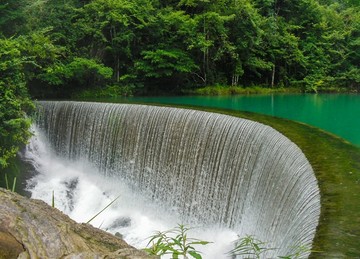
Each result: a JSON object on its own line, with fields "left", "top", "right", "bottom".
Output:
{"left": 228, "top": 235, "right": 275, "bottom": 259}
{"left": 144, "top": 224, "right": 211, "bottom": 259}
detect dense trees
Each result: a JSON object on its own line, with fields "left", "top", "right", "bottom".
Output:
{"left": 0, "top": 0, "right": 359, "bottom": 167}
{"left": 0, "top": 37, "right": 33, "bottom": 168}
{"left": 0, "top": 29, "right": 61, "bottom": 168}
{"left": 2, "top": 0, "right": 358, "bottom": 95}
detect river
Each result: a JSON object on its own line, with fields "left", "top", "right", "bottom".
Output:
{"left": 117, "top": 93, "right": 360, "bottom": 147}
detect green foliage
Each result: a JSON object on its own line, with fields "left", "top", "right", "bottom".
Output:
{"left": 11, "top": 177, "right": 16, "bottom": 192}
{"left": 73, "top": 0, "right": 156, "bottom": 82}
{"left": 40, "top": 58, "right": 113, "bottom": 87}
{"left": 3, "top": 174, "right": 16, "bottom": 192}
{"left": 144, "top": 224, "right": 211, "bottom": 259}
{"left": 136, "top": 49, "right": 198, "bottom": 78}
{"left": 17, "top": 29, "right": 65, "bottom": 81}
{"left": 4, "top": 174, "right": 16, "bottom": 191}
{"left": 228, "top": 235, "right": 274, "bottom": 259}
{"left": 74, "top": 83, "right": 137, "bottom": 99}
{"left": 228, "top": 235, "right": 316, "bottom": 259}
{"left": 1, "top": 0, "right": 360, "bottom": 97}
{"left": 0, "top": 0, "right": 359, "bottom": 173}
{"left": 144, "top": 227, "right": 315, "bottom": 259}
{"left": 0, "top": 37, "right": 34, "bottom": 169}
{"left": 0, "top": 29, "right": 63, "bottom": 168}
{"left": 0, "top": 0, "right": 27, "bottom": 36}
{"left": 188, "top": 85, "right": 296, "bottom": 95}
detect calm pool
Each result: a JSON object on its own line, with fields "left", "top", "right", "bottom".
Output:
{"left": 119, "top": 94, "right": 360, "bottom": 147}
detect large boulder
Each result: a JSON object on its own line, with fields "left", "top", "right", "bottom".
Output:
{"left": 0, "top": 188, "right": 156, "bottom": 259}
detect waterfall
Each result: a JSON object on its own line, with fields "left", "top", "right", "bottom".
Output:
{"left": 31, "top": 101, "right": 320, "bottom": 258}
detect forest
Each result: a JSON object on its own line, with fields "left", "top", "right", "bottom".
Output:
{"left": 0, "top": 0, "right": 359, "bottom": 168}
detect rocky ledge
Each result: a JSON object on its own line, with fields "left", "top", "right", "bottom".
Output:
{"left": 0, "top": 188, "right": 157, "bottom": 259}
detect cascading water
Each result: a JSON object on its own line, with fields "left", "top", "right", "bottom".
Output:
{"left": 25, "top": 101, "right": 320, "bottom": 258}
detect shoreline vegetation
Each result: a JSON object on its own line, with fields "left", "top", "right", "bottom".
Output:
{"left": 184, "top": 85, "right": 356, "bottom": 95}
{"left": 72, "top": 85, "right": 357, "bottom": 99}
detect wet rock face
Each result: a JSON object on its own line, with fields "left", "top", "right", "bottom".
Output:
{"left": 0, "top": 188, "right": 156, "bottom": 259}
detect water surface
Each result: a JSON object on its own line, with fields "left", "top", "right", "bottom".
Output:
{"left": 118, "top": 94, "right": 360, "bottom": 146}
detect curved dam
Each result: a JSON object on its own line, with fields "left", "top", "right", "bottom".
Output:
{"left": 32, "top": 101, "right": 320, "bottom": 258}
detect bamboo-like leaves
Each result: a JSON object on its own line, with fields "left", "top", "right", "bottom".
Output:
{"left": 228, "top": 235, "right": 274, "bottom": 259}
{"left": 144, "top": 224, "right": 211, "bottom": 259}
{"left": 4, "top": 174, "right": 16, "bottom": 192}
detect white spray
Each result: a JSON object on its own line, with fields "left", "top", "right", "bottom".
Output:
{"left": 24, "top": 125, "right": 238, "bottom": 259}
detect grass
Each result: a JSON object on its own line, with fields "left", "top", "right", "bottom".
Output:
{"left": 0, "top": 156, "right": 22, "bottom": 192}
{"left": 4, "top": 174, "right": 17, "bottom": 192}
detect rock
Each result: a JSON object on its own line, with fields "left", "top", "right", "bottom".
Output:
{"left": 0, "top": 188, "right": 157, "bottom": 259}
{"left": 115, "top": 232, "right": 124, "bottom": 239}
{"left": 108, "top": 217, "right": 132, "bottom": 229}
{"left": 0, "top": 231, "right": 24, "bottom": 259}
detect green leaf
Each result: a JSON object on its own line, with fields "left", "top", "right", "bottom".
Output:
{"left": 188, "top": 251, "right": 202, "bottom": 259}
{"left": 11, "top": 177, "right": 16, "bottom": 192}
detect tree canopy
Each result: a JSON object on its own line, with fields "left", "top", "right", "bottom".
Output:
{"left": 1, "top": 0, "right": 358, "bottom": 94}
{"left": 0, "top": 0, "right": 359, "bottom": 168}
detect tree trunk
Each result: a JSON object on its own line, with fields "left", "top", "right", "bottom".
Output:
{"left": 116, "top": 56, "right": 120, "bottom": 82}
{"left": 232, "top": 74, "right": 239, "bottom": 86}
{"left": 271, "top": 64, "right": 276, "bottom": 88}
{"left": 203, "top": 17, "right": 207, "bottom": 85}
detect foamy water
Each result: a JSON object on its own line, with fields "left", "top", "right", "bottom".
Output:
{"left": 24, "top": 126, "right": 238, "bottom": 258}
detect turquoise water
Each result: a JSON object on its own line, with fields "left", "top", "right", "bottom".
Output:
{"left": 119, "top": 94, "right": 360, "bottom": 146}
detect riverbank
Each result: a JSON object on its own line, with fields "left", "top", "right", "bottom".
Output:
{"left": 72, "top": 84, "right": 356, "bottom": 99}
{"left": 184, "top": 85, "right": 354, "bottom": 95}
